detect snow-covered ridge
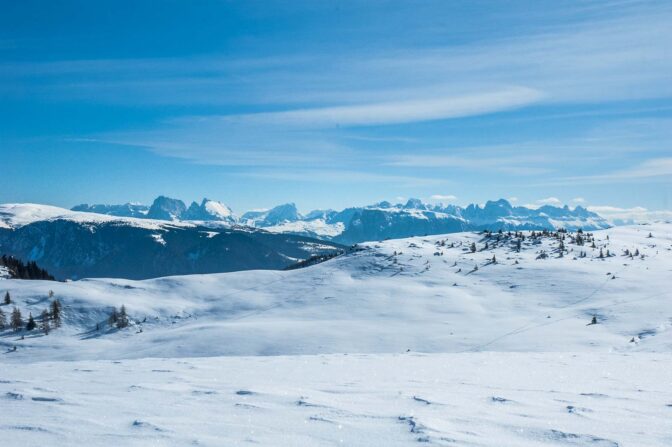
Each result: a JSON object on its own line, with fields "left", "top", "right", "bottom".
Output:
{"left": 0, "top": 203, "right": 196, "bottom": 230}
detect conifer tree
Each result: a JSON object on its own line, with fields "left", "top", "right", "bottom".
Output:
{"left": 117, "top": 305, "right": 129, "bottom": 329}
{"left": 3, "top": 291, "right": 10, "bottom": 305}
{"left": 10, "top": 307, "right": 23, "bottom": 332}
{"left": 50, "top": 299, "right": 62, "bottom": 327}
{"left": 470, "top": 242, "right": 476, "bottom": 253}
{"left": 0, "top": 308, "right": 6, "bottom": 330}
{"left": 26, "top": 313, "right": 37, "bottom": 331}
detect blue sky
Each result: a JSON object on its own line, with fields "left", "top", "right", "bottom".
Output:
{"left": 1, "top": 0, "right": 671, "bottom": 218}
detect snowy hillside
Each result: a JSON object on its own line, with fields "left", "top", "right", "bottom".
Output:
{"left": 0, "top": 203, "right": 345, "bottom": 279}
{"left": 1, "top": 222, "right": 670, "bottom": 360}
{"left": 1, "top": 223, "right": 670, "bottom": 446}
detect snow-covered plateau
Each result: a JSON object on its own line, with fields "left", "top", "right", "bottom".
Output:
{"left": 1, "top": 222, "right": 671, "bottom": 446}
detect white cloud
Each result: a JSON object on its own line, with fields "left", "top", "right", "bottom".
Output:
{"left": 588, "top": 205, "right": 672, "bottom": 224}
{"left": 572, "top": 197, "right": 586, "bottom": 204}
{"left": 508, "top": 197, "right": 519, "bottom": 203}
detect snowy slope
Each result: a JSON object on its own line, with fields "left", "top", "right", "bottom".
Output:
{"left": 1, "top": 223, "right": 670, "bottom": 360}
{"left": 1, "top": 223, "right": 670, "bottom": 446}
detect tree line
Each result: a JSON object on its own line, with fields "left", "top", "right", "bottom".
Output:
{"left": 1, "top": 255, "right": 55, "bottom": 281}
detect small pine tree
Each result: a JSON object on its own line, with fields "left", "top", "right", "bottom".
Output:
{"left": 26, "top": 313, "right": 37, "bottom": 331}
{"left": 10, "top": 307, "right": 23, "bottom": 332}
{"left": 491, "top": 254, "right": 496, "bottom": 264}
{"left": 470, "top": 242, "right": 476, "bottom": 253}
{"left": 599, "top": 248, "right": 604, "bottom": 259}
{"left": 3, "top": 291, "right": 10, "bottom": 305}
{"left": 117, "top": 305, "right": 129, "bottom": 329}
{"left": 0, "top": 308, "right": 6, "bottom": 330}
{"left": 50, "top": 299, "right": 62, "bottom": 327}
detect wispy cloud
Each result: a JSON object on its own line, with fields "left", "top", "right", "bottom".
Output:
{"left": 560, "top": 158, "right": 672, "bottom": 184}
{"left": 226, "top": 87, "right": 543, "bottom": 127}
{"left": 2, "top": 2, "right": 670, "bottom": 108}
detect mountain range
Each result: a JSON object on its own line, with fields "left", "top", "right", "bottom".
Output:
{"left": 73, "top": 196, "right": 611, "bottom": 244}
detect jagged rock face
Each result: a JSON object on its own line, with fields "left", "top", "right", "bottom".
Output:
{"left": 146, "top": 196, "right": 187, "bottom": 221}
{"left": 0, "top": 220, "right": 343, "bottom": 280}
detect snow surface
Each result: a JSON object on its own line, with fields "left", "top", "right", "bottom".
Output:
{"left": 1, "top": 223, "right": 671, "bottom": 445}
{"left": 1, "top": 353, "right": 669, "bottom": 446}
